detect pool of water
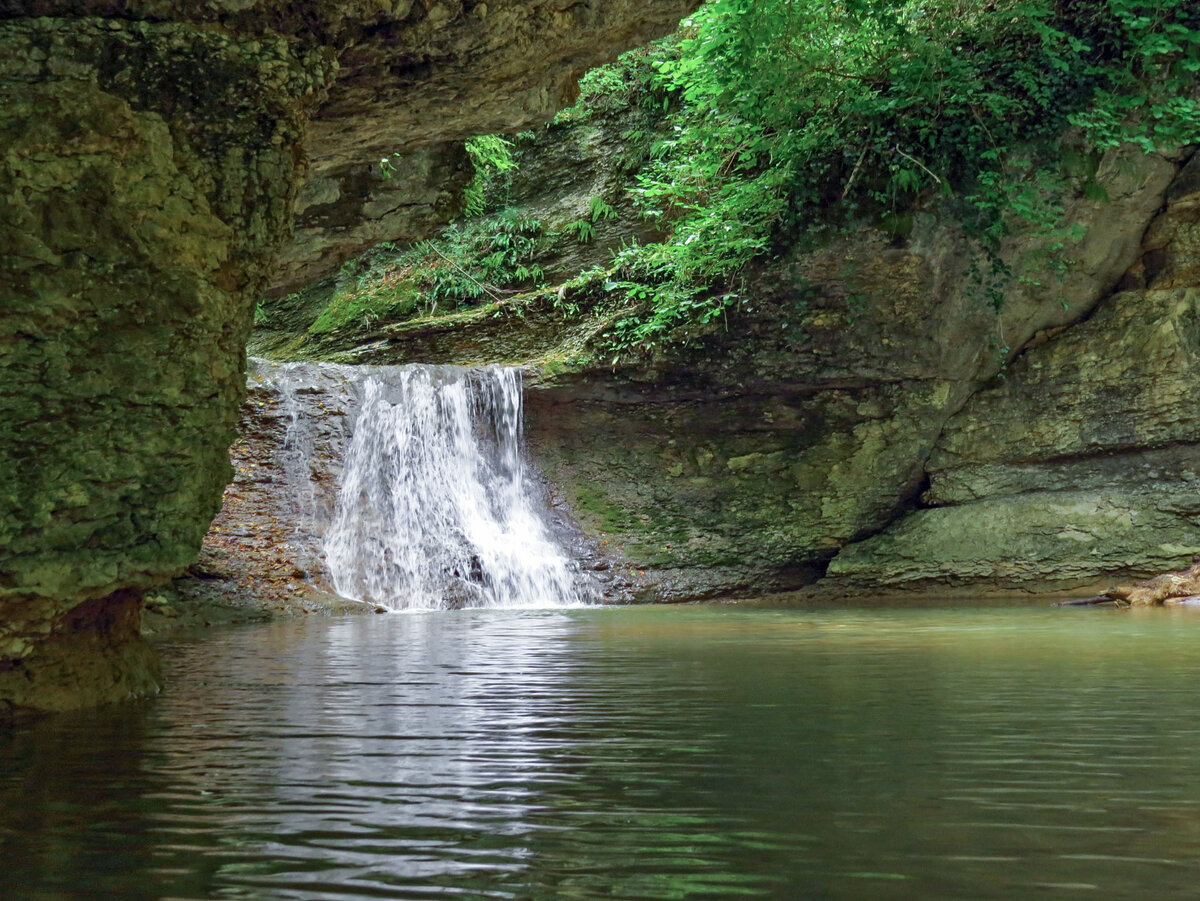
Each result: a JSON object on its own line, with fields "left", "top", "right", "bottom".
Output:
{"left": 4, "top": 604, "right": 1200, "bottom": 899}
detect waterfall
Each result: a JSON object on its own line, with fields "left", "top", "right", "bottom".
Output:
{"left": 254, "top": 361, "right": 586, "bottom": 611}
{"left": 271, "top": 364, "right": 332, "bottom": 527}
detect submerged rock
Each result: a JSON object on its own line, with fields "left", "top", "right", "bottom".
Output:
{"left": 1065, "top": 560, "right": 1200, "bottom": 608}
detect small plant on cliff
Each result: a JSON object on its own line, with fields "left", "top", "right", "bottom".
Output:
{"left": 379, "top": 152, "right": 402, "bottom": 179}
{"left": 563, "top": 196, "right": 621, "bottom": 244}
{"left": 309, "top": 210, "right": 551, "bottom": 334}
{"left": 416, "top": 212, "right": 548, "bottom": 311}
{"left": 565, "top": 220, "right": 596, "bottom": 243}
{"left": 553, "top": 51, "right": 673, "bottom": 124}
{"left": 463, "top": 135, "right": 518, "bottom": 217}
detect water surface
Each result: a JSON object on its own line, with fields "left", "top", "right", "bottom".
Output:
{"left": 4, "top": 605, "right": 1200, "bottom": 899}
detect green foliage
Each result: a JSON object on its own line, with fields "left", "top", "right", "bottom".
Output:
{"left": 565, "top": 219, "right": 596, "bottom": 243}
{"left": 315, "top": 1, "right": 1200, "bottom": 354}
{"left": 564, "top": 197, "right": 621, "bottom": 244}
{"left": 462, "top": 135, "right": 518, "bottom": 217}
{"left": 309, "top": 266, "right": 419, "bottom": 334}
{"left": 417, "top": 212, "right": 547, "bottom": 310}
{"left": 378, "top": 153, "right": 400, "bottom": 179}
{"left": 308, "top": 210, "right": 549, "bottom": 334}
{"left": 1070, "top": 0, "right": 1200, "bottom": 149}
{"left": 594, "top": 0, "right": 1200, "bottom": 355}
{"left": 589, "top": 197, "right": 619, "bottom": 221}
{"left": 553, "top": 50, "right": 674, "bottom": 124}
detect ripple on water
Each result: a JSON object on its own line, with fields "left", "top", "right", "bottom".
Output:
{"left": 5, "top": 606, "right": 1200, "bottom": 899}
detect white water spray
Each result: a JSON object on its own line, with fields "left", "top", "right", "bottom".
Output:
{"left": 266, "top": 364, "right": 585, "bottom": 610}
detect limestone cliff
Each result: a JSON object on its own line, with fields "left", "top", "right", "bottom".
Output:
{"left": 256, "top": 96, "right": 1198, "bottom": 601}
{"left": 829, "top": 153, "right": 1200, "bottom": 591}
{"left": 0, "top": 0, "right": 697, "bottom": 717}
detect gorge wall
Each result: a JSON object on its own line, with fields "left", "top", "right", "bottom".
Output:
{"left": 262, "top": 103, "right": 1200, "bottom": 602}
{"left": 538, "top": 145, "right": 1200, "bottom": 598}
{"left": 829, "top": 159, "right": 1200, "bottom": 591}
{"left": 0, "top": 0, "right": 698, "bottom": 716}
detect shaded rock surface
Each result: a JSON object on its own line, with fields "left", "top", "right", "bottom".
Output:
{"left": 271, "top": 143, "right": 471, "bottom": 297}
{"left": 164, "top": 364, "right": 357, "bottom": 616}
{"left": 0, "top": 17, "right": 323, "bottom": 717}
{"left": 526, "top": 145, "right": 1184, "bottom": 598}
{"left": 0, "top": 590, "right": 160, "bottom": 720}
{"left": 0, "top": 0, "right": 696, "bottom": 716}
{"left": 831, "top": 153, "right": 1200, "bottom": 590}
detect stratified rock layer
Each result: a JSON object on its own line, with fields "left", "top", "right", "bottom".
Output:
{"left": 0, "top": 0, "right": 696, "bottom": 716}
{"left": 525, "top": 145, "right": 1196, "bottom": 597}
{"left": 829, "top": 154, "right": 1200, "bottom": 590}
{"left": 526, "top": 145, "right": 1184, "bottom": 597}
{"left": 275, "top": 104, "right": 1187, "bottom": 599}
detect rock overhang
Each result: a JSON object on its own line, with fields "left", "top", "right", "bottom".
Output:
{"left": 0, "top": 0, "right": 700, "bottom": 716}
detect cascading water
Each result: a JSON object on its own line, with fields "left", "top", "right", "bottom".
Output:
{"left": 255, "top": 360, "right": 586, "bottom": 611}
{"left": 270, "top": 365, "right": 335, "bottom": 527}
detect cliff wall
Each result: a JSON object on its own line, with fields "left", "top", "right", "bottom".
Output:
{"left": 264, "top": 104, "right": 1200, "bottom": 601}
{"left": 830, "top": 157, "right": 1200, "bottom": 590}
{"left": 0, "top": 0, "right": 697, "bottom": 716}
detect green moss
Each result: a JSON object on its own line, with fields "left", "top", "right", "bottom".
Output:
{"left": 1, "top": 18, "right": 314, "bottom": 610}
{"left": 572, "top": 486, "right": 639, "bottom": 532}
{"left": 534, "top": 353, "right": 594, "bottom": 380}
{"left": 309, "top": 277, "right": 420, "bottom": 334}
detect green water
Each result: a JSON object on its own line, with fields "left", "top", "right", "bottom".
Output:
{"left": 3, "top": 604, "right": 1200, "bottom": 899}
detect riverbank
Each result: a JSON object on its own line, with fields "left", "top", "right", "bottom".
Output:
{"left": 142, "top": 555, "right": 378, "bottom": 641}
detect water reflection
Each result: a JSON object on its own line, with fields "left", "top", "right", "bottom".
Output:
{"left": 4, "top": 606, "right": 1200, "bottom": 899}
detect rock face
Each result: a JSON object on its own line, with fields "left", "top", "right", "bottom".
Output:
{"left": 570, "top": 145, "right": 1200, "bottom": 599}
{"left": 262, "top": 101, "right": 1196, "bottom": 601}
{"left": 829, "top": 154, "right": 1200, "bottom": 590}
{"left": 174, "top": 361, "right": 364, "bottom": 614}
{"left": 524, "top": 142, "right": 1199, "bottom": 598}
{"left": 0, "top": 18, "right": 324, "bottom": 715}
{"left": 0, "top": 0, "right": 697, "bottom": 717}
{"left": 525, "top": 141, "right": 1181, "bottom": 598}
{"left": 270, "top": 143, "right": 470, "bottom": 297}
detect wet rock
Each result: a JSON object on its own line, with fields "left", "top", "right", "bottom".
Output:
{"left": 1068, "top": 561, "right": 1200, "bottom": 608}
{"left": 0, "top": 18, "right": 318, "bottom": 717}
{"left": 830, "top": 178, "right": 1200, "bottom": 592}
{"left": 0, "top": 590, "right": 161, "bottom": 721}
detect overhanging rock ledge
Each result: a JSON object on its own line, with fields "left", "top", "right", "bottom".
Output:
{"left": 0, "top": 0, "right": 699, "bottom": 717}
